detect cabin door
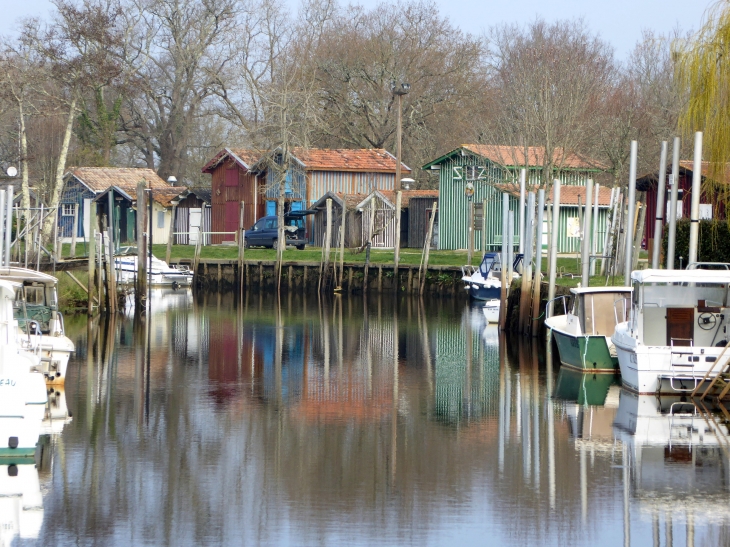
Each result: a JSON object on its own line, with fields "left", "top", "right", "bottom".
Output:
{"left": 189, "top": 208, "right": 202, "bottom": 245}
{"left": 667, "top": 308, "right": 694, "bottom": 346}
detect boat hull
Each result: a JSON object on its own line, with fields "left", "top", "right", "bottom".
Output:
{"left": 482, "top": 300, "right": 500, "bottom": 323}
{"left": 551, "top": 330, "right": 618, "bottom": 372}
{"left": 467, "top": 284, "right": 500, "bottom": 301}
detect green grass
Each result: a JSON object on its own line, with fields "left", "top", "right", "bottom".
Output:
{"left": 54, "top": 270, "right": 90, "bottom": 313}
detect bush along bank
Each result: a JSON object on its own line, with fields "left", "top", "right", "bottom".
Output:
{"left": 662, "top": 219, "right": 730, "bottom": 268}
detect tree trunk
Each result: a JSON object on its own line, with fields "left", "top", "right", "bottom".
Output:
{"left": 43, "top": 95, "right": 77, "bottom": 239}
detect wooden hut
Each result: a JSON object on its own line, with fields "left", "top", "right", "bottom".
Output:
{"left": 637, "top": 161, "right": 727, "bottom": 258}
{"left": 202, "top": 148, "right": 263, "bottom": 243}
{"left": 170, "top": 188, "right": 212, "bottom": 245}
{"left": 422, "top": 145, "right": 607, "bottom": 251}
{"left": 407, "top": 196, "right": 439, "bottom": 249}
{"left": 310, "top": 192, "right": 366, "bottom": 248}
{"left": 59, "top": 167, "right": 172, "bottom": 242}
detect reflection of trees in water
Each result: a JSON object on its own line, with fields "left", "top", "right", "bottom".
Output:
{"left": 40, "top": 293, "right": 730, "bottom": 545}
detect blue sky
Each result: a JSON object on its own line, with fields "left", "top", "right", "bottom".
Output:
{"left": 0, "top": 0, "right": 715, "bottom": 60}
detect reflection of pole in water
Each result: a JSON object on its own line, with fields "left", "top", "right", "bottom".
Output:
{"left": 520, "top": 344, "right": 531, "bottom": 483}
{"left": 323, "top": 297, "right": 330, "bottom": 395}
{"left": 623, "top": 446, "right": 630, "bottom": 547}
{"left": 580, "top": 445, "right": 587, "bottom": 524}
{"left": 686, "top": 511, "right": 694, "bottom": 547}
{"left": 498, "top": 332, "right": 506, "bottom": 474}
{"left": 531, "top": 339, "right": 540, "bottom": 488}
{"left": 546, "top": 333, "right": 555, "bottom": 510}
{"left": 391, "top": 300, "right": 399, "bottom": 483}
{"left": 419, "top": 298, "right": 433, "bottom": 397}
{"left": 652, "top": 511, "right": 659, "bottom": 547}
{"left": 666, "top": 513, "right": 673, "bottom": 547}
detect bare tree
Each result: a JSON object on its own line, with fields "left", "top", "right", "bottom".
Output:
{"left": 487, "top": 18, "right": 615, "bottom": 184}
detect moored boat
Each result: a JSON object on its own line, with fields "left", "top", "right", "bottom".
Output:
{"left": 545, "top": 286, "right": 631, "bottom": 372}
{"left": 482, "top": 299, "right": 500, "bottom": 323}
{"left": 0, "top": 267, "right": 75, "bottom": 383}
{"left": 114, "top": 246, "right": 193, "bottom": 287}
{"left": 612, "top": 269, "right": 730, "bottom": 394}
{"left": 461, "top": 252, "right": 522, "bottom": 301}
{"left": 0, "top": 280, "right": 47, "bottom": 457}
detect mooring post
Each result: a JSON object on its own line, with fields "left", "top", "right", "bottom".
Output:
{"left": 166, "top": 203, "right": 177, "bottom": 265}
{"left": 624, "top": 141, "right": 638, "bottom": 283}
{"left": 547, "top": 181, "right": 561, "bottom": 322}
{"left": 136, "top": 181, "right": 147, "bottom": 309}
{"left": 666, "top": 137, "right": 681, "bottom": 269}
{"left": 88, "top": 204, "right": 97, "bottom": 316}
{"left": 652, "top": 142, "right": 668, "bottom": 269}
{"left": 238, "top": 200, "right": 245, "bottom": 294}
{"left": 519, "top": 192, "right": 535, "bottom": 334}
{"left": 590, "top": 183, "right": 600, "bottom": 276}
{"left": 393, "top": 191, "right": 402, "bottom": 285}
{"left": 688, "top": 131, "right": 703, "bottom": 266}
{"left": 530, "top": 189, "right": 545, "bottom": 337}
{"left": 419, "top": 201, "right": 437, "bottom": 296}
{"left": 581, "top": 179, "right": 593, "bottom": 287}
{"left": 499, "top": 193, "right": 509, "bottom": 329}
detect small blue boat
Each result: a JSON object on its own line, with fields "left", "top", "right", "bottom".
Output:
{"left": 461, "top": 253, "right": 522, "bottom": 301}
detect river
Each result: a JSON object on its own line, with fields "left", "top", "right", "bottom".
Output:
{"left": 13, "top": 290, "right": 730, "bottom": 546}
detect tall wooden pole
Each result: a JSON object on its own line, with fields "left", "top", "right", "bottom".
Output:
{"left": 499, "top": 193, "right": 509, "bottom": 329}
{"left": 590, "top": 183, "right": 600, "bottom": 276}
{"left": 518, "top": 169, "right": 526, "bottom": 255}
{"left": 393, "top": 191, "right": 402, "bottom": 285}
{"left": 481, "top": 198, "right": 487, "bottom": 254}
{"left": 468, "top": 200, "right": 474, "bottom": 265}
{"left": 136, "top": 181, "right": 147, "bottom": 308}
{"left": 519, "top": 192, "right": 535, "bottom": 334}
{"left": 419, "top": 202, "right": 437, "bottom": 296}
{"left": 321, "top": 198, "right": 332, "bottom": 291}
{"left": 338, "top": 204, "right": 346, "bottom": 289}
{"left": 547, "top": 181, "right": 561, "bottom": 320}
{"left": 531, "top": 189, "right": 545, "bottom": 336}
{"left": 238, "top": 200, "right": 245, "bottom": 293}
{"left": 87, "top": 203, "right": 96, "bottom": 316}
{"left": 624, "top": 141, "right": 638, "bottom": 283}
{"left": 581, "top": 179, "right": 594, "bottom": 286}
{"left": 667, "top": 137, "right": 681, "bottom": 269}
{"left": 688, "top": 131, "right": 703, "bottom": 265}
{"left": 652, "top": 141, "right": 668, "bottom": 269}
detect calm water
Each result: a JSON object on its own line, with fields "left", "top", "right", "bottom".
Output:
{"left": 14, "top": 291, "right": 730, "bottom": 546}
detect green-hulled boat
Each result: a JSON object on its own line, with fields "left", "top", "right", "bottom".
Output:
{"left": 545, "top": 286, "right": 631, "bottom": 373}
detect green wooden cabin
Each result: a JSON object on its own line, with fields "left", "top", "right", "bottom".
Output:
{"left": 422, "top": 145, "right": 607, "bottom": 252}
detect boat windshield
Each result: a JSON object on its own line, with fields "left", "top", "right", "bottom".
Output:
{"left": 478, "top": 254, "right": 498, "bottom": 277}
{"left": 639, "top": 281, "right": 728, "bottom": 309}
{"left": 15, "top": 285, "right": 46, "bottom": 306}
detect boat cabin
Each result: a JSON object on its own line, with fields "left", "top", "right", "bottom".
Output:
{"left": 0, "top": 267, "right": 61, "bottom": 335}
{"left": 629, "top": 269, "right": 730, "bottom": 348}
{"left": 566, "top": 287, "right": 631, "bottom": 336}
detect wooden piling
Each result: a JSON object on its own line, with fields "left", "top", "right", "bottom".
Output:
{"left": 519, "top": 192, "right": 536, "bottom": 334}
{"left": 547, "top": 181, "right": 561, "bottom": 321}
{"left": 238, "top": 201, "right": 245, "bottom": 293}
{"left": 87, "top": 204, "right": 97, "bottom": 316}
{"left": 393, "top": 191, "right": 402, "bottom": 283}
{"left": 531, "top": 189, "right": 545, "bottom": 337}
{"left": 136, "top": 180, "right": 147, "bottom": 308}
{"left": 499, "top": 193, "right": 509, "bottom": 329}
{"left": 419, "top": 201, "right": 437, "bottom": 296}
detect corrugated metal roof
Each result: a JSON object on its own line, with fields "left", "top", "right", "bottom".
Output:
{"left": 65, "top": 167, "right": 170, "bottom": 193}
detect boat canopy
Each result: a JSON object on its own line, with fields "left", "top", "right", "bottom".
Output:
{"left": 569, "top": 286, "right": 632, "bottom": 295}
{"left": 478, "top": 252, "right": 499, "bottom": 277}
{"left": 0, "top": 267, "right": 57, "bottom": 286}
{"left": 631, "top": 269, "right": 730, "bottom": 285}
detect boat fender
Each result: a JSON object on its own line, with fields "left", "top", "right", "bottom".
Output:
{"left": 7, "top": 464, "right": 17, "bottom": 476}
{"left": 8, "top": 436, "right": 18, "bottom": 449}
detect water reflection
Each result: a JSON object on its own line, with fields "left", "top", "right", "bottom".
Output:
{"left": 28, "top": 292, "right": 730, "bottom": 546}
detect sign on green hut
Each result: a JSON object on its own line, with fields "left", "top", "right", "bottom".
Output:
{"left": 422, "top": 145, "right": 609, "bottom": 253}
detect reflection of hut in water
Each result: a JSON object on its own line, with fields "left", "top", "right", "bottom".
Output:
{"left": 432, "top": 308, "right": 500, "bottom": 424}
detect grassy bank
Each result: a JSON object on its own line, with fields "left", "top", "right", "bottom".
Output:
{"left": 54, "top": 271, "right": 90, "bottom": 314}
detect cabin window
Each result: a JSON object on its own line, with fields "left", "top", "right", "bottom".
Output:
{"left": 62, "top": 203, "right": 75, "bottom": 216}
{"left": 157, "top": 211, "right": 165, "bottom": 229}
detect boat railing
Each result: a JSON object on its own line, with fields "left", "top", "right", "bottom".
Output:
{"left": 545, "top": 295, "right": 570, "bottom": 319}
{"left": 19, "top": 319, "right": 42, "bottom": 357}
{"left": 613, "top": 297, "right": 631, "bottom": 326}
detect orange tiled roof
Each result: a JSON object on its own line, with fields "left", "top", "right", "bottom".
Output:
{"left": 495, "top": 183, "right": 612, "bottom": 206}
{"left": 461, "top": 144, "right": 605, "bottom": 171}
{"left": 293, "top": 148, "right": 410, "bottom": 173}
{"left": 66, "top": 167, "right": 170, "bottom": 193}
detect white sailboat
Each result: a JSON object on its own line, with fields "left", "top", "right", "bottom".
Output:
{"left": 612, "top": 269, "right": 730, "bottom": 394}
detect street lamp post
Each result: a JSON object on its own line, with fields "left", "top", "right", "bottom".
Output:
{"left": 392, "top": 82, "right": 410, "bottom": 191}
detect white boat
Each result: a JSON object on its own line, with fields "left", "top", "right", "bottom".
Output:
{"left": 482, "top": 299, "right": 500, "bottom": 323}
{"left": 612, "top": 269, "right": 730, "bottom": 394}
{"left": 0, "top": 463, "right": 44, "bottom": 545}
{"left": 544, "top": 286, "right": 631, "bottom": 373}
{"left": 461, "top": 252, "right": 522, "bottom": 301}
{"left": 114, "top": 246, "right": 193, "bottom": 287}
{"left": 0, "top": 280, "right": 48, "bottom": 457}
{"left": 0, "top": 267, "right": 75, "bottom": 383}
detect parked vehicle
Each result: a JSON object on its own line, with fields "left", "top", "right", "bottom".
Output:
{"left": 244, "top": 214, "right": 309, "bottom": 250}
